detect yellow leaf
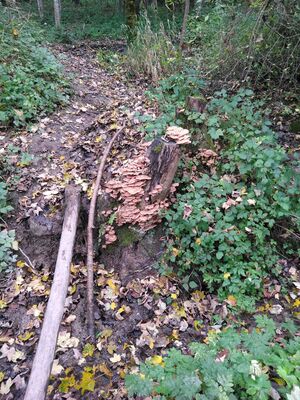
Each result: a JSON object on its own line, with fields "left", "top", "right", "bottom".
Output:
{"left": 98, "top": 363, "right": 113, "bottom": 378}
{"left": 149, "top": 338, "right": 155, "bottom": 349}
{"left": 110, "top": 302, "right": 117, "bottom": 310}
{"left": 192, "top": 290, "right": 205, "bottom": 301}
{"left": 59, "top": 375, "right": 76, "bottom": 393}
{"left": 195, "top": 238, "right": 202, "bottom": 245}
{"left": 68, "top": 284, "right": 77, "bottom": 295}
{"left": 12, "top": 28, "right": 19, "bottom": 38}
{"left": 82, "top": 343, "right": 95, "bottom": 358}
{"left": 172, "top": 247, "right": 179, "bottom": 257}
{"left": 107, "top": 278, "right": 119, "bottom": 294}
{"left": 117, "top": 306, "right": 125, "bottom": 314}
{"left": 223, "top": 272, "right": 230, "bottom": 280}
{"left": 272, "top": 377, "right": 285, "bottom": 386}
{"left": 16, "top": 260, "right": 25, "bottom": 268}
{"left": 100, "top": 328, "right": 113, "bottom": 340}
{"left": 0, "top": 372, "right": 5, "bottom": 383}
{"left": 151, "top": 355, "right": 164, "bottom": 366}
{"left": 194, "top": 320, "right": 203, "bottom": 331}
{"left": 107, "top": 342, "right": 117, "bottom": 355}
{"left": 18, "top": 331, "right": 34, "bottom": 342}
{"left": 293, "top": 299, "right": 300, "bottom": 308}
{"left": 170, "top": 329, "right": 179, "bottom": 340}
{"left": 95, "top": 136, "right": 102, "bottom": 143}
{"left": 0, "top": 300, "right": 7, "bottom": 310}
{"left": 227, "top": 295, "right": 237, "bottom": 306}
{"left": 119, "top": 369, "right": 126, "bottom": 379}
{"left": 170, "top": 293, "right": 177, "bottom": 299}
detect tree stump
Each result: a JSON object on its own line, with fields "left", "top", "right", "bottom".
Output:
{"left": 145, "top": 137, "right": 180, "bottom": 202}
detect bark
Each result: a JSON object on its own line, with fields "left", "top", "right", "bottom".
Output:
{"left": 36, "top": 0, "right": 44, "bottom": 19}
{"left": 24, "top": 185, "right": 81, "bottom": 400}
{"left": 145, "top": 138, "right": 180, "bottom": 202}
{"left": 125, "top": 0, "right": 137, "bottom": 39}
{"left": 179, "top": 0, "right": 190, "bottom": 48}
{"left": 53, "top": 0, "right": 61, "bottom": 28}
{"left": 87, "top": 128, "right": 123, "bottom": 341}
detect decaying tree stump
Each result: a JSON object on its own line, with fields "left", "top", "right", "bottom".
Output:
{"left": 145, "top": 137, "right": 180, "bottom": 202}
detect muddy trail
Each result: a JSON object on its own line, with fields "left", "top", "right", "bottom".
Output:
{"left": 0, "top": 42, "right": 299, "bottom": 400}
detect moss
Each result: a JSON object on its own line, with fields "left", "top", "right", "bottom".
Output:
{"left": 117, "top": 225, "right": 140, "bottom": 247}
{"left": 290, "top": 118, "right": 300, "bottom": 133}
{"left": 153, "top": 143, "right": 163, "bottom": 153}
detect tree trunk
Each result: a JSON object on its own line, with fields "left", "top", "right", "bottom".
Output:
{"left": 24, "top": 186, "right": 81, "bottom": 400}
{"left": 125, "top": 0, "right": 137, "bottom": 39}
{"left": 145, "top": 138, "right": 180, "bottom": 202}
{"left": 179, "top": 0, "right": 190, "bottom": 48}
{"left": 54, "top": 0, "right": 61, "bottom": 28}
{"left": 36, "top": 0, "right": 44, "bottom": 19}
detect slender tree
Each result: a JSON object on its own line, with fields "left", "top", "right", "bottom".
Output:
{"left": 54, "top": 0, "right": 61, "bottom": 28}
{"left": 179, "top": 0, "right": 190, "bottom": 48}
{"left": 36, "top": 0, "right": 44, "bottom": 19}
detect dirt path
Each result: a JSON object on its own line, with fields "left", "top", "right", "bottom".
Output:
{"left": 8, "top": 42, "right": 150, "bottom": 267}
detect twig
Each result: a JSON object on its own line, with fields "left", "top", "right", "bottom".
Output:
{"left": 18, "top": 246, "right": 38, "bottom": 274}
{"left": 86, "top": 126, "right": 123, "bottom": 341}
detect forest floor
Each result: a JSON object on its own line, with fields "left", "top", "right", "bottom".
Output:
{"left": 0, "top": 42, "right": 299, "bottom": 400}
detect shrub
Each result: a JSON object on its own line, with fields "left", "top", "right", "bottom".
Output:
{"left": 126, "top": 316, "right": 300, "bottom": 400}
{"left": 163, "top": 89, "right": 300, "bottom": 308}
{"left": 0, "top": 7, "right": 70, "bottom": 127}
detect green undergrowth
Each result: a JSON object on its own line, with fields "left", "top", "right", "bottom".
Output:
{"left": 126, "top": 315, "right": 300, "bottom": 400}
{"left": 0, "top": 178, "right": 16, "bottom": 273}
{"left": 0, "top": 7, "right": 70, "bottom": 127}
{"left": 139, "top": 74, "right": 300, "bottom": 309}
{"left": 22, "top": 0, "right": 125, "bottom": 41}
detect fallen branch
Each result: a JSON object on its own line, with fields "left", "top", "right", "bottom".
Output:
{"left": 87, "top": 127, "right": 123, "bottom": 340}
{"left": 24, "top": 185, "right": 81, "bottom": 400}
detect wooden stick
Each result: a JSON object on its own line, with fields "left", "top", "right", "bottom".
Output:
{"left": 86, "top": 127, "right": 123, "bottom": 340}
{"left": 24, "top": 185, "right": 81, "bottom": 400}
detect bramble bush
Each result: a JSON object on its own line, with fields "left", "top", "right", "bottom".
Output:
{"left": 139, "top": 76, "right": 300, "bottom": 308}
{"left": 0, "top": 7, "right": 70, "bottom": 127}
{"left": 126, "top": 316, "right": 300, "bottom": 400}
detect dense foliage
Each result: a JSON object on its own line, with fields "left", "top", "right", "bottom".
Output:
{"left": 0, "top": 7, "right": 70, "bottom": 127}
{"left": 126, "top": 316, "right": 300, "bottom": 400}
{"left": 186, "top": 1, "right": 300, "bottom": 86}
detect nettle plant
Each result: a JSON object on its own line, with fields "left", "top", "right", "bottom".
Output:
{"left": 162, "top": 88, "right": 300, "bottom": 308}
{"left": 126, "top": 316, "right": 300, "bottom": 400}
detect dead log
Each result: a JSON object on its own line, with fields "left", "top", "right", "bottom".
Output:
{"left": 24, "top": 185, "right": 81, "bottom": 400}
{"left": 145, "top": 137, "right": 180, "bottom": 202}
{"left": 87, "top": 127, "right": 123, "bottom": 341}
